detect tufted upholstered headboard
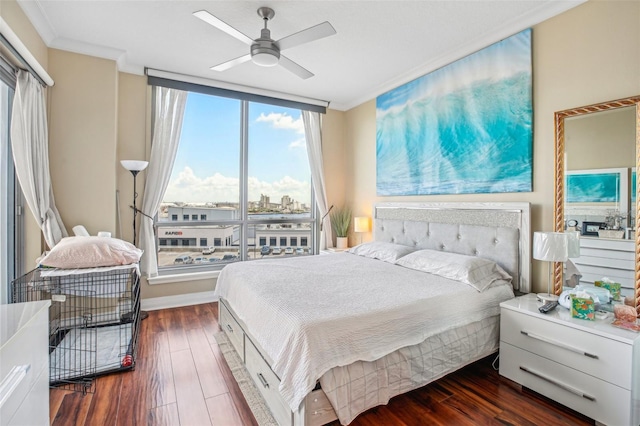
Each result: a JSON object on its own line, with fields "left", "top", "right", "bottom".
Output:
{"left": 373, "top": 202, "right": 531, "bottom": 292}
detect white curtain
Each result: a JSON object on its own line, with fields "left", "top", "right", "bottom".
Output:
{"left": 302, "top": 110, "right": 333, "bottom": 249}
{"left": 11, "top": 70, "right": 67, "bottom": 248}
{"left": 140, "top": 86, "right": 187, "bottom": 277}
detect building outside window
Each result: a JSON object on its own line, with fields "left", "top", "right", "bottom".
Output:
{"left": 290, "top": 237, "right": 297, "bottom": 247}
{"left": 280, "top": 237, "right": 286, "bottom": 247}
{"left": 153, "top": 87, "right": 317, "bottom": 272}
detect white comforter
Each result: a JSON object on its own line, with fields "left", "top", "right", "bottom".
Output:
{"left": 214, "top": 253, "right": 514, "bottom": 413}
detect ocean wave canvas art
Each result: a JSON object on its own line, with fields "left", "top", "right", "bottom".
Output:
{"left": 376, "top": 29, "right": 532, "bottom": 196}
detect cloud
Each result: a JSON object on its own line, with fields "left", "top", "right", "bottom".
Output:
{"left": 164, "top": 166, "right": 310, "bottom": 205}
{"left": 288, "top": 138, "right": 306, "bottom": 150}
{"left": 256, "top": 112, "right": 304, "bottom": 134}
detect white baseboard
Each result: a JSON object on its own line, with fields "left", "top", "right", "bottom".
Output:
{"left": 141, "top": 291, "right": 219, "bottom": 311}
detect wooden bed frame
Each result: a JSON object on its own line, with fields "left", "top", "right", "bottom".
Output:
{"left": 218, "top": 202, "right": 531, "bottom": 425}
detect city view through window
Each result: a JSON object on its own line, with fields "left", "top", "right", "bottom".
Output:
{"left": 155, "top": 91, "right": 314, "bottom": 268}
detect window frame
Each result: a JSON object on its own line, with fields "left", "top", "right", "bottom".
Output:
{"left": 153, "top": 94, "right": 319, "bottom": 275}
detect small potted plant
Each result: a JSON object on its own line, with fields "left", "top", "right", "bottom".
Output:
{"left": 331, "top": 207, "right": 352, "bottom": 249}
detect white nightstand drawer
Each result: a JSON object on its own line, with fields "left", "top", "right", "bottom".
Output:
{"left": 500, "top": 343, "right": 630, "bottom": 426}
{"left": 501, "top": 308, "right": 632, "bottom": 389}
{"left": 245, "top": 338, "right": 292, "bottom": 426}
{"left": 219, "top": 301, "right": 244, "bottom": 360}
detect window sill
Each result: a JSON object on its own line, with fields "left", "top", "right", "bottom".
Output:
{"left": 147, "top": 269, "right": 221, "bottom": 285}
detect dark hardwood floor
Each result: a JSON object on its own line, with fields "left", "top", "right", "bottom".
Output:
{"left": 49, "top": 303, "right": 594, "bottom": 426}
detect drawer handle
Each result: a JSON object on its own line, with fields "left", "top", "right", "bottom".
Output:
{"left": 520, "top": 330, "right": 598, "bottom": 359}
{"left": 226, "top": 324, "right": 234, "bottom": 333}
{"left": 257, "top": 373, "right": 270, "bottom": 389}
{"left": 519, "top": 366, "right": 596, "bottom": 401}
{"left": 0, "top": 364, "right": 30, "bottom": 409}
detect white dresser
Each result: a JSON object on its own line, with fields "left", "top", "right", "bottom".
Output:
{"left": 0, "top": 301, "right": 50, "bottom": 426}
{"left": 574, "top": 237, "right": 635, "bottom": 295}
{"left": 500, "top": 294, "right": 640, "bottom": 426}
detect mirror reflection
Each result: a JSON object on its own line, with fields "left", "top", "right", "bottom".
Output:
{"left": 560, "top": 102, "right": 638, "bottom": 301}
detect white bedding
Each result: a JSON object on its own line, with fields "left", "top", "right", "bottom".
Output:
{"left": 214, "top": 252, "right": 514, "bottom": 413}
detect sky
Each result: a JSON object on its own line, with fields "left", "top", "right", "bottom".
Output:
{"left": 163, "top": 92, "right": 311, "bottom": 205}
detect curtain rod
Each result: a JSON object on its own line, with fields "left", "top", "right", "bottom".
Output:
{"left": 0, "top": 17, "right": 54, "bottom": 87}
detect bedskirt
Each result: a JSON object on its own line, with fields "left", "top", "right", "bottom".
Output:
{"left": 319, "top": 315, "right": 500, "bottom": 424}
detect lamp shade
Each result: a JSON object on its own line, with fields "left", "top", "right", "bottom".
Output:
{"left": 120, "top": 160, "right": 149, "bottom": 172}
{"left": 353, "top": 216, "right": 370, "bottom": 233}
{"left": 533, "top": 232, "right": 569, "bottom": 262}
{"left": 566, "top": 231, "right": 581, "bottom": 258}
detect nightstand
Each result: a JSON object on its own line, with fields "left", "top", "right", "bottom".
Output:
{"left": 499, "top": 293, "right": 640, "bottom": 426}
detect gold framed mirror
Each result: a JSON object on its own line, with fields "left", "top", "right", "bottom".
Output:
{"left": 554, "top": 95, "right": 640, "bottom": 316}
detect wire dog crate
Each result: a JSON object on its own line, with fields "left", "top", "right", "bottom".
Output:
{"left": 11, "top": 266, "right": 140, "bottom": 393}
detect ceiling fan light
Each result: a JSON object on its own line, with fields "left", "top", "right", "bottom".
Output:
{"left": 251, "top": 42, "right": 280, "bottom": 67}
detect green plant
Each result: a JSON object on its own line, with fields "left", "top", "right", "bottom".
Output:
{"left": 330, "top": 207, "right": 352, "bottom": 237}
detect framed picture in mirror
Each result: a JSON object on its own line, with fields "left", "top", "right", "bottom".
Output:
{"left": 582, "top": 221, "right": 606, "bottom": 236}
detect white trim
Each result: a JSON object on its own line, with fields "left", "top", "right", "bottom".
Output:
{"left": 146, "top": 68, "right": 329, "bottom": 109}
{"left": 0, "top": 17, "right": 54, "bottom": 86}
{"left": 141, "top": 291, "right": 218, "bottom": 311}
{"left": 16, "top": 0, "right": 57, "bottom": 45}
{"left": 147, "top": 269, "right": 220, "bottom": 285}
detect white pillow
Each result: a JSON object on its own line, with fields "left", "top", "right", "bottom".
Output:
{"left": 348, "top": 241, "right": 416, "bottom": 263}
{"left": 39, "top": 236, "right": 143, "bottom": 269}
{"left": 396, "top": 249, "right": 512, "bottom": 291}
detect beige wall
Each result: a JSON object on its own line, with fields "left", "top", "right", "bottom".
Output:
{"left": 343, "top": 0, "right": 640, "bottom": 293}
{"left": 48, "top": 49, "right": 118, "bottom": 237}
{"left": 565, "top": 107, "right": 636, "bottom": 170}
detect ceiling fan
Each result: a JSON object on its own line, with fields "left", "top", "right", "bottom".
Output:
{"left": 194, "top": 7, "right": 336, "bottom": 79}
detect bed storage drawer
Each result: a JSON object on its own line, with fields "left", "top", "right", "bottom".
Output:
{"left": 305, "top": 388, "right": 336, "bottom": 426}
{"left": 500, "top": 308, "right": 631, "bottom": 389}
{"left": 245, "top": 338, "right": 292, "bottom": 426}
{"left": 500, "top": 342, "right": 630, "bottom": 426}
{"left": 219, "top": 301, "right": 244, "bottom": 360}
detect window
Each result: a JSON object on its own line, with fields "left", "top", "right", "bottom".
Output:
{"left": 192, "top": 214, "right": 198, "bottom": 220}
{"left": 200, "top": 238, "right": 207, "bottom": 247}
{"left": 182, "top": 239, "right": 190, "bottom": 246}
{"left": 171, "top": 214, "right": 178, "bottom": 221}
{"left": 183, "top": 214, "right": 189, "bottom": 221}
{"left": 160, "top": 239, "right": 167, "bottom": 246}
{"left": 280, "top": 237, "right": 286, "bottom": 247}
{"left": 301, "top": 237, "right": 308, "bottom": 247}
{"left": 153, "top": 88, "right": 317, "bottom": 272}
{"left": 290, "top": 237, "right": 297, "bottom": 247}
{"left": 0, "top": 68, "right": 19, "bottom": 303}
{"left": 171, "top": 239, "right": 178, "bottom": 246}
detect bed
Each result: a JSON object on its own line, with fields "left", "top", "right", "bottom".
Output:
{"left": 214, "top": 202, "right": 531, "bottom": 425}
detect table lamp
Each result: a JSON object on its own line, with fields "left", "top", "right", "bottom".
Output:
{"left": 353, "top": 216, "right": 370, "bottom": 245}
{"left": 533, "top": 231, "right": 569, "bottom": 302}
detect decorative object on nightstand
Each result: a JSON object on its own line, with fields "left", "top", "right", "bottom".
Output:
{"left": 331, "top": 207, "right": 351, "bottom": 249}
{"left": 353, "top": 216, "right": 370, "bottom": 245}
{"left": 533, "top": 231, "right": 569, "bottom": 302}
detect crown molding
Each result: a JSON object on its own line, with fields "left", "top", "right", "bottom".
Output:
{"left": 17, "top": 0, "right": 56, "bottom": 44}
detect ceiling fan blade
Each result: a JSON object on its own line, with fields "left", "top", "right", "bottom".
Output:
{"left": 193, "top": 10, "right": 253, "bottom": 45}
{"left": 276, "top": 21, "right": 336, "bottom": 51}
{"left": 211, "top": 54, "right": 252, "bottom": 72}
{"left": 279, "top": 55, "right": 314, "bottom": 79}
